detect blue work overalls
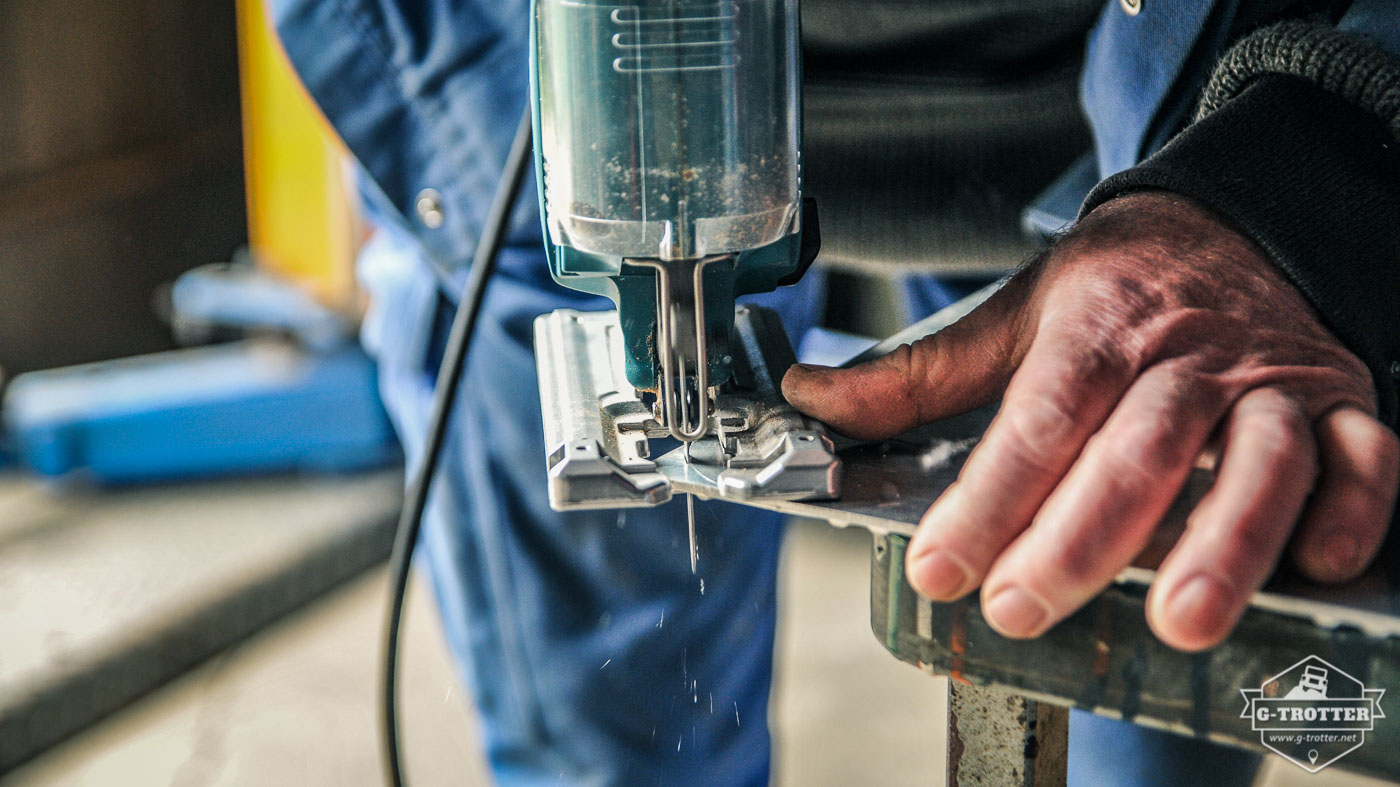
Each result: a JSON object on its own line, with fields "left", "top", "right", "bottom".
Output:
{"left": 273, "top": 0, "right": 1397, "bottom": 783}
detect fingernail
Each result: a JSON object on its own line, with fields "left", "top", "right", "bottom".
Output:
{"left": 1166, "top": 574, "right": 1234, "bottom": 635}
{"left": 1325, "top": 533, "right": 1361, "bottom": 576}
{"left": 983, "top": 586, "right": 1052, "bottom": 638}
{"left": 908, "top": 549, "right": 971, "bottom": 600}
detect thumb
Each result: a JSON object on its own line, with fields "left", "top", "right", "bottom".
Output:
{"left": 782, "top": 284, "right": 1032, "bottom": 442}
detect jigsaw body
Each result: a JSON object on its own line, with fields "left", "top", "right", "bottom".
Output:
{"left": 529, "top": 0, "right": 840, "bottom": 510}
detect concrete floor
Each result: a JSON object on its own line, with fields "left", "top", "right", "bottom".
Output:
{"left": 5, "top": 523, "right": 948, "bottom": 786}
{"left": 2, "top": 562, "right": 486, "bottom": 786}
{"left": 0, "top": 472, "right": 401, "bottom": 771}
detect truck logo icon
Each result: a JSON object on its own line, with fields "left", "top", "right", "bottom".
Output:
{"left": 1241, "top": 655, "right": 1386, "bottom": 773}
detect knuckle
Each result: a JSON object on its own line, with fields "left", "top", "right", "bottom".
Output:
{"left": 1053, "top": 334, "right": 1138, "bottom": 390}
{"left": 1050, "top": 537, "right": 1109, "bottom": 587}
{"left": 1373, "top": 427, "right": 1400, "bottom": 482}
{"left": 1160, "top": 366, "right": 1230, "bottom": 413}
{"left": 1224, "top": 513, "right": 1289, "bottom": 569}
{"left": 872, "top": 341, "right": 915, "bottom": 377}
{"left": 996, "top": 394, "right": 1080, "bottom": 474}
{"left": 1097, "top": 431, "right": 1175, "bottom": 488}
{"left": 1240, "top": 402, "right": 1312, "bottom": 466}
{"left": 1238, "top": 385, "right": 1297, "bottom": 419}
{"left": 904, "top": 337, "right": 940, "bottom": 393}
{"left": 1348, "top": 468, "right": 1397, "bottom": 523}
{"left": 1087, "top": 368, "right": 1234, "bottom": 487}
{"left": 867, "top": 343, "right": 925, "bottom": 423}
{"left": 1322, "top": 411, "right": 1400, "bottom": 515}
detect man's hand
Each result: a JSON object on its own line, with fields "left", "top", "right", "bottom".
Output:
{"left": 782, "top": 191, "right": 1399, "bottom": 652}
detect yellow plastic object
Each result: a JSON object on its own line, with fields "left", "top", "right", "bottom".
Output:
{"left": 236, "top": 0, "right": 359, "bottom": 309}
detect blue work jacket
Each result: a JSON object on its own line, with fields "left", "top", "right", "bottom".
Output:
{"left": 272, "top": 0, "right": 1400, "bottom": 284}
{"left": 1029, "top": 0, "right": 1400, "bottom": 232}
{"left": 273, "top": 0, "right": 542, "bottom": 294}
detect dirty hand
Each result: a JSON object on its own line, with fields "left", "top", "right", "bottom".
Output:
{"left": 782, "top": 191, "right": 1399, "bottom": 652}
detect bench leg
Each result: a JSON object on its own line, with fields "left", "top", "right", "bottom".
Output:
{"left": 946, "top": 680, "right": 1069, "bottom": 786}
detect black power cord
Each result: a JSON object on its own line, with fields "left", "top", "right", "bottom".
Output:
{"left": 382, "top": 106, "right": 534, "bottom": 787}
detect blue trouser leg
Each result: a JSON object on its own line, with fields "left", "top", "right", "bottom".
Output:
{"left": 1068, "top": 710, "right": 1261, "bottom": 786}
{"left": 361, "top": 228, "right": 825, "bottom": 785}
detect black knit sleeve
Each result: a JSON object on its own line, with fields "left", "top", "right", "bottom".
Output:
{"left": 1080, "top": 24, "right": 1400, "bottom": 425}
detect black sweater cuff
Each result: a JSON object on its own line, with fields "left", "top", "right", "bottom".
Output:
{"left": 1082, "top": 74, "right": 1400, "bottom": 425}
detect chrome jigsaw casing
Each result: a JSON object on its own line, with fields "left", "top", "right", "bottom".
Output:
{"left": 533, "top": 305, "right": 841, "bottom": 511}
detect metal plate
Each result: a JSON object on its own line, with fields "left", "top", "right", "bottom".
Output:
{"left": 660, "top": 400, "right": 1400, "bottom": 637}
{"left": 534, "top": 307, "right": 839, "bottom": 510}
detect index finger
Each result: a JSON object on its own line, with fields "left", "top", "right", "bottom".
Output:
{"left": 906, "top": 323, "right": 1137, "bottom": 600}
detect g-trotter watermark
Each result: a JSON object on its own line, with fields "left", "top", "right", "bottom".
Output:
{"left": 1240, "top": 655, "right": 1386, "bottom": 773}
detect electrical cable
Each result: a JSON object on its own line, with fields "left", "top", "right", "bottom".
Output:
{"left": 382, "top": 106, "right": 534, "bottom": 787}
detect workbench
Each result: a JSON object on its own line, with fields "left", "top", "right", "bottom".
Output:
{"left": 663, "top": 405, "right": 1400, "bottom": 784}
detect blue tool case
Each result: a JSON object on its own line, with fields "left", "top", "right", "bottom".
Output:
{"left": 3, "top": 340, "right": 399, "bottom": 483}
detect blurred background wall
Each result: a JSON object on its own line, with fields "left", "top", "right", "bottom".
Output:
{"left": 0, "top": 0, "right": 247, "bottom": 379}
